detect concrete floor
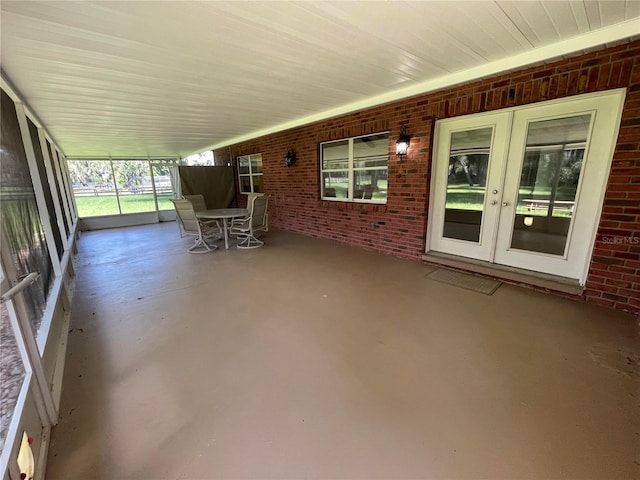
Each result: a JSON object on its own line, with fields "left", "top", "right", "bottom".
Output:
{"left": 47, "top": 223, "right": 639, "bottom": 479}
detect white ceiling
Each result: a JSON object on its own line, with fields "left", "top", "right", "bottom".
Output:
{"left": 1, "top": 1, "right": 639, "bottom": 158}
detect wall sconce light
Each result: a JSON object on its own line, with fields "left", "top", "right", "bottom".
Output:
{"left": 285, "top": 148, "right": 297, "bottom": 168}
{"left": 396, "top": 125, "right": 411, "bottom": 159}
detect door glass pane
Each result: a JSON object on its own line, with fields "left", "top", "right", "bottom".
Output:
{"left": 152, "top": 165, "right": 175, "bottom": 211}
{"left": 510, "top": 115, "right": 590, "bottom": 255}
{"left": 443, "top": 127, "right": 492, "bottom": 242}
{"left": 112, "top": 160, "right": 155, "bottom": 214}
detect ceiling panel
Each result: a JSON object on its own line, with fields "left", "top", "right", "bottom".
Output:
{"left": 1, "top": 1, "right": 638, "bottom": 157}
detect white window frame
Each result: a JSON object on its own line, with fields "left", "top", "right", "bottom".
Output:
{"left": 237, "top": 153, "right": 263, "bottom": 194}
{"left": 320, "top": 132, "right": 389, "bottom": 204}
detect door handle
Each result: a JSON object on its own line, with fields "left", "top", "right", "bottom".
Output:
{"left": 502, "top": 201, "right": 509, "bottom": 207}
{"left": 490, "top": 200, "right": 498, "bottom": 205}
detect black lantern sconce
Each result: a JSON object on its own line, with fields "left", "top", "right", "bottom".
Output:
{"left": 285, "top": 148, "right": 297, "bottom": 168}
{"left": 395, "top": 125, "right": 411, "bottom": 160}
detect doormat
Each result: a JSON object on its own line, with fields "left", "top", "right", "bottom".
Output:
{"left": 426, "top": 268, "right": 502, "bottom": 295}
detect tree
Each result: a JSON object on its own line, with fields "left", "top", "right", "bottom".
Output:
{"left": 68, "top": 160, "right": 113, "bottom": 186}
{"left": 111, "top": 161, "right": 150, "bottom": 188}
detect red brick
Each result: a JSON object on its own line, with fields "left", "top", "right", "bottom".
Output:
{"left": 216, "top": 39, "right": 640, "bottom": 315}
{"left": 586, "top": 297, "right": 616, "bottom": 308}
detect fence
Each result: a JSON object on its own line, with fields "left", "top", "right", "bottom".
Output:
{"left": 73, "top": 185, "right": 173, "bottom": 196}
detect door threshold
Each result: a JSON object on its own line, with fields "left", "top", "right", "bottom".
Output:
{"left": 422, "top": 251, "right": 584, "bottom": 296}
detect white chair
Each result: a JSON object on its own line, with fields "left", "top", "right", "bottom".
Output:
{"left": 183, "top": 194, "right": 207, "bottom": 211}
{"left": 183, "top": 194, "right": 221, "bottom": 230}
{"left": 171, "top": 199, "right": 221, "bottom": 253}
{"left": 230, "top": 195, "right": 268, "bottom": 249}
{"left": 175, "top": 194, "right": 209, "bottom": 237}
{"left": 230, "top": 193, "right": 264, "bottom": 228}
{"left": 173, "top": 197, "right": 188, "bottom": 238}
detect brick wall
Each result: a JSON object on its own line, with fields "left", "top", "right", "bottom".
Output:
{"left": 215, "top": 40, "right": 640, "bottom": 314}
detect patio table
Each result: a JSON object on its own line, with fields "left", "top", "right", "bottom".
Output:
{"left": 196, "top": 208, "right": 248, "bottom": 250}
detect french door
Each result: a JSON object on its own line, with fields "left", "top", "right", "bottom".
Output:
{"left": 428, "top": 89, "right": 625, "bottom": 283}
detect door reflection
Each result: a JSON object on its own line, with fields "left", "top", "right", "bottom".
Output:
{"left": 443, "top": 127, "right": 493, "bottom": 243}
{"left": 510, "top": 115, "right": 590, "bottom": 256}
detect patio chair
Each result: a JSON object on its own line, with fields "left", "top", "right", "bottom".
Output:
{"left": 363, "top": 185, "right": 374, "bottom": 200}
{"left": 183, "top": 194, "right": 207, "bottom": 211}
{"left": 230, "top": 193, "right": 267, "bottom": 230}
{"left": 173, "top": 197, "right": 188, "bottom": 237}
{"left": 171, "top": 199, "right": 221, "bottom": 253}
{"left": 183, "top": 194, "right": 221, "bottom": 230}
{"left": 229, "top": 195, "right": 269, "bottom": 249}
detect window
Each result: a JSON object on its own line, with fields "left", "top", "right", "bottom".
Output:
{"left": 68, "top": 158, "right": 179, "bottom": 217}
{"left": 237, "top": 154, "right": 263, "bottom": 194}
{"left": 320, "top": 132, "right": 388, "bottom": 203}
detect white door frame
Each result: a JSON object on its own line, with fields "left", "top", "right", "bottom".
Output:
{"left": 150, "top": 161, "right": 180, "bottom": 222}
{"left": 429, "top": 111, "right": 511, "bottom": 260}
{"left": 493, "top": 90, "right": 626, "bottom": 279}
{"left": 427, "top": 89, "right": 626, "bottom": 284}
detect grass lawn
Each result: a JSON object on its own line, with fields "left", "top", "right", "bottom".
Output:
{"left": 76, "top": 194, "right": 173, "bottom": 217}
{"left": 445, "top": 185, "right": 575, "bottom": 217}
